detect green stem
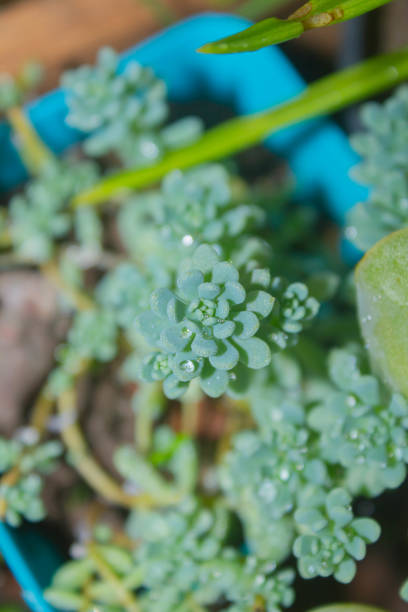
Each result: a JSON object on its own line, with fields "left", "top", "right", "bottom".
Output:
{"left": 6, "top": 106, "right": 54, "bottom": 175}
{"left": 73, "top": 46, "right": 408, "bottom": 208}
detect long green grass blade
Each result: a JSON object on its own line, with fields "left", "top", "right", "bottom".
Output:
{"left": 73, "top": 46, "right": 408, "bottom": 208}
{"left": 198, "top": 0, "right": 393, "bottom": 53}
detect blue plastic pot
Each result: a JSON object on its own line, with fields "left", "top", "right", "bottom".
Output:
{"left": 0, "top": 12, "right": 368, "bottom": 610}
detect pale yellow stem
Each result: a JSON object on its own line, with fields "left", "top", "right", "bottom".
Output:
{"left": 57, "top": 388, "right": 153, "bottom": 509}
{"left": 6, "top": 106, "right": 54, "bottom": 175}
{"left": 31, "top": 388, "right": 54, "bottom": 435}
{"left": 0, "top": 464, "right": 21, "bottom": 519}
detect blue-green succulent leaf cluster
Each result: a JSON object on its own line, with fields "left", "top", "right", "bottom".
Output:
{"left": 138, "top": 243, "right": 279, "bottom": 399}
{"left": 126, "top": 498, "right": 294, "bottom": 612}
{"left": 269, "top": 278, "right": 320, "bottom": 348}
{"left": 219, "top": 348, "right": 399, "bottom": 583}
{"left": 44, "top": 538, "right": 137, "bottom": 610}
{"left": 309, "top": 349, "right": 408, "bottom": 496}
{"left": 62, "top": 47, "right": 202, "bottom": 167}
{"left": 159, "top": 165, "right": 265, "bottom": 244}
{"left": 293, "top": 486, "right": 380, "bottom": 583}
{"left": 46, "top": 500, "right": 294, "bottom": 612}
{"left": 346, "top": 86, "right": 408, "bottom": 251}
{"left": 0, "top": 433, "right": 62, "bottom": 526}
{"left": 48, "top": 308, "right": 118, "bottom": 396}
{"left": 117, "top": 164, "right": 266, "bottom": 282}
{"left": 9, "top": 159, "right": 99, "bottom": 261}
{"left": 95, "top": 262, "right": 153, "bottom": 329}
{"left": 67, "top": 309, "right": 118, "bottom": 362}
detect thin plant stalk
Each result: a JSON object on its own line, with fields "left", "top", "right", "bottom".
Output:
{"left": 57, "top": 387, "right": 153, "bottom": 509}
{"left": 6, "top": 106, "right": 54, "bottom": 175}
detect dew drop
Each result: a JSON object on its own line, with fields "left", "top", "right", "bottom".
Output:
{"left": 182, "top": 234, "right": 194, "bottom": 246}
{"left": 181, "top": 326, "right": 192, "bottom": 338}
{"left": 254, "top": 574, "right": 265, "bottom": 586}
{"left": 280, "top": 467, "right": 290, "bottom": 481}
{"left": 181, "top": 359, "right": 196, "bottom": 373}
{"left": 141, "top": 140, "right": 160, "bottom": 159}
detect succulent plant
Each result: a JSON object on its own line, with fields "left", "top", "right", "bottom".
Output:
{"left": 2, "top": 41, "right": 408, "bottom": 612}
{"left": 346, "top": 86, "right": 408, "bottom": 251}
{"left": 9, "top": 159, "right": 99, "bottom": 261}
{"left": 0, "top": 433, "right": 62, "bottom": 526}
{"left": 138, "top": 244, "right": 280, "bottom": 398}
{"left": 293, "top": 487, "right": 380, "bottom": 583}
{"left": 62, "top": 47, "right": 202, "bottom": 167}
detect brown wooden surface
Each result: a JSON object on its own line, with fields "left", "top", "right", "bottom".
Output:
{"left": 0, "top": 0, "right": 211, "bottom": 89}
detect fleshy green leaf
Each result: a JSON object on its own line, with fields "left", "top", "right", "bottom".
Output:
{"left": 334, "top": 558, "right": 357, "bottom": 583}
{"left": 352, "top": 518, "right": 381, "bottom": 542}
{"left": 209, "top": 340, "right": 240, "bottom": 370}
{"left": 44, "top": 589, "right": 84, "bottom": 610}
{"left": 234, "top": 336, "right": 271, "bottom": 369}
{"left": 246, "top": 290, "right": 275, "bottom": 318}
{"left": 200, "top": 366, "right": 229, "bottom": 397}
{"left": 356, "top": 228, "right": 408, "bottom": 397}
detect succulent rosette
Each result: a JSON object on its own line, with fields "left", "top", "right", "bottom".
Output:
{"left": 138, "top": 244, "right": 276, "bottom": 398}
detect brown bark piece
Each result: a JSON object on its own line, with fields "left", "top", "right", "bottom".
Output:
{"left": 0, "top": 271, "right": 66, "bottom": 435}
